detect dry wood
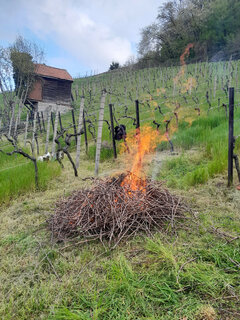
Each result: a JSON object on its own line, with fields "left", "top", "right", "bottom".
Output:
{"left": 55, "top": 126, "right": 83, "bottom": 177}
{"left": 49, "top": 173, "right": 187, "bottom": 248}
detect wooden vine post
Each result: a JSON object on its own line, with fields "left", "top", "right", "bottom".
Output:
{"left": 41, "top": 112, "right": 46, "bottom": 132}
{"left": 71, "top": 109, "right": 77, "bottom": 145}
{"left": 58, "top": 112, "right": 63, "bottom": 131}
{"left": 8, "top": 102, "right": 15, "bottom": 137}
{"left": 31, "top": 111, "right": 37, "bottom": 154}
{"left": 228, "top": 87, "right": 234, "bottom": 187}
{"left": 45, "top": 110, "right": 51, "bottom": 154}
{"left": 95, "top": 90, "right": 107, "bottom": 176}
{"left": 14, "top": 106, "right": 20, "bottom": 137}
{"left": 135, "top": 99, "right": 140, "bottom": 130}
{"left": 51, "top": 112, "right": 55, "bottom": 131}
{"left": 83, "top": 111, "right": 88, "bottom": 154}
{"left": 109, "top": 104, "right": 117, "bottom": 159}
{"left": 75, "top": 96, "right": 85, "bottom": 169}
{"left": 24, "top": 112, "right": 29, "bottom": 147}
{"left": 51, "top": 111, "right": 59, "bottom": 157}
{"left": 135, "top": 99, "right": 142, "bottom": 167}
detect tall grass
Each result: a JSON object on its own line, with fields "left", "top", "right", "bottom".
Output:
{"left": 158, "top": 110, "right": 240, "bottom": 188}
{"left": 86, "top": 145, "right": 116, "bottom": 162}
{"left": 48, "top": 233, "right": 240, "bottom": 320}
{"left": 0, "top": 152, "right": 61, "bottom": 204}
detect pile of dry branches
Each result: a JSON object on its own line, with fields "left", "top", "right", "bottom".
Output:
{"left": 49, "top": 174, "right": 187, "bottom": 247}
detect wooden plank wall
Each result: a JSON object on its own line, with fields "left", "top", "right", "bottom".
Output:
{"left": 42, "top": 78, "right": 72, "bottom": 104}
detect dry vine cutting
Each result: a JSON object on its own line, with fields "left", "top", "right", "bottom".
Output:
{"left": 49, "top": 173, "right": 187, "bottom": 248}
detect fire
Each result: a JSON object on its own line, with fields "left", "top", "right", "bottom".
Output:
{"left": 120, "top": 44, "right": 198, "bottom": 195}
{"left": 120, "top": 125, "right": 160, "bottom": 192}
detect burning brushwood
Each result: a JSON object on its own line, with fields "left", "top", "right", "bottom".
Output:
{"left": 49, "top": 173, "right": 187, "bottom": 248}
{"left": 49, "top": 124, "right": 187, "bottom": 248}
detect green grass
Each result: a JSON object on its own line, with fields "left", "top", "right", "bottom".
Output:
{"left": 1, "top": 59, "right": 240, "bottom": 319}
{"left": 1, "top": 176, "right": 240, "bottom": 319}
{"left": 86, "top": 145, "right": 118, "bottom": 162}
{"left": 69, "top": 60, "right": 240, "bottom": 188}
{"left": 0, "top": 148, "right": 240, "bottom": 319}
{"left": 0, "top": 151, "right": 61, "bottom": 204}
{"left": 157, "top": 110, "right": 240, "bottom": 188}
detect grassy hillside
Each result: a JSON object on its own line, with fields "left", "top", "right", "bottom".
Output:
{"left": 1, "top": 59, "right": 239, "bottom": 201}
{"left": 0, "top": 153, "right": 240, "bottom": 319}
{"left": 0, "top": 59, "right": 240, "bottom": 319}
{"left": 72, "top": 60, "right": 240, "bottom": 187}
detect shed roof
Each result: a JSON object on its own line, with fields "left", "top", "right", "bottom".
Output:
{"left": 34, "top": 64, "right": 73, "bottom": 81}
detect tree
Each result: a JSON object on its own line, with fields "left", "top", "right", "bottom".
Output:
{"left": 137, "top": 0, "right": 240, "bottom": 65}
{"left": 0, "top": 36, "right": 44, "bottom": 128}
{"left": 123, "top": 55, "right": 137, "bottom": 70}
{"left": 109, "top": 61, "right": 120, "bottom": 71}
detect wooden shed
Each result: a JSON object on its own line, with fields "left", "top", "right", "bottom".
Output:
{"left": 26, "top": 64, "right": 73, "bottom": 114}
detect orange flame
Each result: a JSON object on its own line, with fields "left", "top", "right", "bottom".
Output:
{"left": 120, "top": 45, "right": 198, "bottom": 195}
{"left": 121, "top": 126, "right": 164, "bottom": 192}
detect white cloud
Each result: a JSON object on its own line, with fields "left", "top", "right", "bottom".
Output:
{"left": 20, "top": 0, "right": 132, "bottom": 69}
{"left": 0, "top": 0, "right": 162, "bottom": 72}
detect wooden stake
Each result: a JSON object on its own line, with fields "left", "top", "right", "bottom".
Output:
{"left": 8, "top": 102, "right": 15, "bottom": 137}
{"left": 228, "top": 87, "right": 234, "bottom": 187}
{"left": 41, "top": 112, "right": 46, "bottom": 132}
{"left": 135, "top": 99, "right": 140, "bottom": 129}
{"left": 37, "top": 112, "right": 42, "bottom": 133}
{"left": 109, "top": 104, "right": 117, "bottom": 159}
{"left": 51, "top": 112, "right": 55, "bottom": 131}
{"left": 45, "top": 111, "right": 51, "bottom": 154}
{"left": 75, "top": 96, "right": 85, "bottom": 169}
{"left": 95, "top": 90, "right": 107, "bottom": 176}
{"left": 83, "top": 111, "right": 88, "bottom": 154}
{"left": 51, "top": 112, "right": 59, "bottom": 156}
{"left": 71, "top": 109, "right": 77, "bottom": 145}
{"left": 58, "top": 112, "right": 63, "bottom": 131}
{"left": 213, "top": 76, "right": 217, "bottom": 98}
{"left": 13, "top": 108, "right": 19, "bottom": 138}
{"left": 24, "top": 112, "right": 29, "bottom": 147}
{"left": 14, "top": 101, "right": 22, "bottom": 138}
{"left": 32, "top": 111, "right": 37, "bottom": 153}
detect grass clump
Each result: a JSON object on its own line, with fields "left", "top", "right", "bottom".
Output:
{"left": 158, "top": 154, "right": 207, "bottom": 188}
{"left": 156, "top": 109, "right": 240, "bottom": 187}
{"left": 0, "top": 158, "right": 61, "bottom": 205}
{"left": 1, "top": 158, "right": 240, "bottom": 319}
{"left": 86, "top": 145, "right": 115, "bottom": 162}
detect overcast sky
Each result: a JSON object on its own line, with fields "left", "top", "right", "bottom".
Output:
{"left": 0, "top": 0, "right": 164, "bottom": 77}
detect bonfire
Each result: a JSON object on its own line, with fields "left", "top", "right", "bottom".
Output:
{"left": 49, "top": 125, "right": 187, "bottom": 247}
